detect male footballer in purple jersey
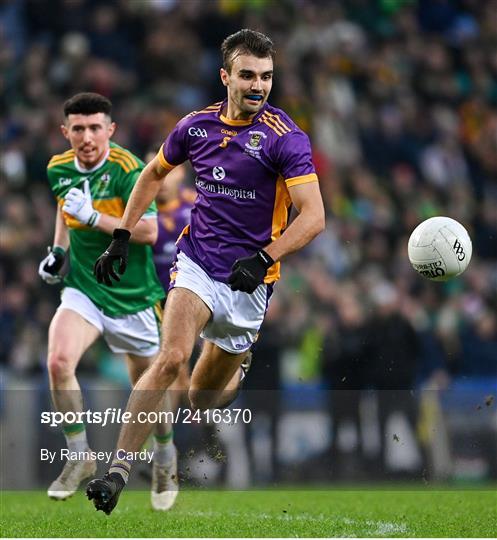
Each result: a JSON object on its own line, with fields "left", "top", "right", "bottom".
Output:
{"left": 87, "top": 29, "right": 325, "bottom": 514}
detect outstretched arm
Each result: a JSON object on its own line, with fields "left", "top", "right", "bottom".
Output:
{"left": 94, "top": 214, "right": 157, "bottom": 245}
{"left": 93, "top": 155, "right": 175, "bottom": 286}
{"left": 62, "top": 177, "right": 159, "bottom": 245}
{"left": 119, "top": 155, "right": 172, "bottom": 232}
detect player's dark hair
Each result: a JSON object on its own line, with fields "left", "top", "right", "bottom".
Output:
{"left": 221, "top": 29, "right": 275, "bottom": 73}
{"left": 63, "top": 92, "right": 112, "bottom": 118}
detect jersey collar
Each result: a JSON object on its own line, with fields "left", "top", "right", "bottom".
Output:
{"left": 74, "top": 148, "right": 110, "bottom": 173}
{"left": 218, "top": 99, "right": 268, "bottom": 127}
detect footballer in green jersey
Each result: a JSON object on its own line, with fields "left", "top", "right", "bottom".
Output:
{"left": 46, "top": 140, "right": 164, "bottom": 316}
{"left": 39, "top": 93, "right": 177, "bottom": 512}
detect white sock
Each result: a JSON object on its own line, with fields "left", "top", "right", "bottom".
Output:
{"left": 153, "top": 438, "right": 175, "bottom": 466}
{"left": 64, "top": 429, "right": 88, "bottom": 455}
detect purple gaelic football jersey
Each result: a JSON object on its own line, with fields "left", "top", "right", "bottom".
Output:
{"left": 157, "top": 99, "right": 318, "bottom": 284}
{"left": 153, "top": 188, "right": 195, "bottom": 289}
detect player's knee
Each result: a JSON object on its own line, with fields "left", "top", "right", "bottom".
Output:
{"left": 156, "top": 348, "right": 188, "bottom": 383}
{"left": 188, "top": 388, "right": 216, "bottom": 411}
{"left": 47, "top": 351, "right": 75, "bottom": 383}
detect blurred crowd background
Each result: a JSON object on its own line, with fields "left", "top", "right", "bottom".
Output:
{"left": 1, "top": 0, "right": 496, "bottom": 484}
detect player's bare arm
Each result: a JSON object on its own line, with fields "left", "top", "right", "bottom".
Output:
{"left": 264, "top": 181, "right": 325, "bottom": 262}
{"left": 60, "top": 180, "right": 157, "bottom": 245}
{"left": 94, "top": 214, "right": 157, "bottom": 245}
{"left": 228, "top": 181, "right": 325, "bottom": 294}
{"left": 119, "top": 155, "right": 173, "bottom": 232}
{"left": 94, "top": 155, "right": 173, "bottom": 285}
{"left": 54, "top": 204, "right": 70, "bottom": 251}
{"left": 38, "top": 206, "right": 70, "bottom": 284}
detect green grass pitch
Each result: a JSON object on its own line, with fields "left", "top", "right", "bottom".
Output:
{"left": 1, "top": 488, "right": 496, "bottom": 537}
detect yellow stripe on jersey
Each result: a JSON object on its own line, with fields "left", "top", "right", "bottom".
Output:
{"left": 48, "top": 151, "right": 75, "bottom": 168}
{"left": 285, "top": 173, "right": 318, "bottom": 188}
{"left": 49, "top": 149, "right": 75, "bottom": 161}
{"left": 263, "top": 111, "right": 291, "bottom": 133}
{"left": 119, "top": 148, "right": 139, "bottom": 168}
{"left": 259, "top": 116, "right": 284, "bottom": 136}
{"left": 110, "top": 148, "right": 139, "bottom": 170}
{"left": 48, "top": 156, "right": 75, "bottom": 169}
{"left": 108, "top": 155, "right": 131, "bottom": 173}
{"left": 58, "top": 195, "right": 88, "bottom": 229}
{"left": 61, "top": 216, "right": 86, "bottom": 229}
{"left": 187, "top": 103, "right": 222, "bottom": 118}
{"left": 153, "top": 300, "right": 163, "bottom": 324}
{"left": 220, "top": 114, "right": 252, "bottom": 126}
{"left": 203, "top": 104, "right": 222, "bottom": 110}
{"left": 157, "top": 145, "right": 176, "bottom": 171}
{"left": 58, "top": 197, "right": 125, "bottom": 229}
{"left": 198, "top": 107, "right": 222, "bottom": 114}
{"left": 265, "top": 175, "right": 292, "bottom": 283}
{"left": 175, "top": 224, "right": 190, "bottom": 244}
{"left": 48, "top": 149, "right": 75, "bottom": 159}
{"left": 110, "top": 149, "right": 136, "bottom": 171}
{"left": 195, "top": 101, "right": 223, "bottom": 114}
{"left": 110, "top": 153, "right": 134, "bottom": 172}
{"left": 261, "top": 112, "right": 291, "bottom": 135}
{"left": 93, "top": 197, "right": 125, "bottom": 217}
{"left": 109, "top": 151, "right": 133, "bottom": 171}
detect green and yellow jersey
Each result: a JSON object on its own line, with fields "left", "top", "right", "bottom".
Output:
{"left": 47, "top": 142, "right": 164, "bottom": 316}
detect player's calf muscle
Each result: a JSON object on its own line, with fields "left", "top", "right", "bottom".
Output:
{"left": 188, "top": 388, "right": 219, "bottom": 411}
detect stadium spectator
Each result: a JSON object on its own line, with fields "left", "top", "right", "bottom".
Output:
{"left": 365, "top": 282, "right": 423, "bottom": 476}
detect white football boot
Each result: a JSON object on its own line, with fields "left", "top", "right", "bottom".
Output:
{"left": 47, "top": 457, "right": 97, "bottom": 500}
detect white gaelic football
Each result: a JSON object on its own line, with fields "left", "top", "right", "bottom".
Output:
{"left": 408, "top": 217, "right": 472, "bottom": 281}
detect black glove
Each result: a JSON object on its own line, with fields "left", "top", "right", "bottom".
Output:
{"left": 228, "top": 249, "right": 274, "bottom": 293}
{"left": 38, "top": 246, "right": 66, "bottom": 284}
{"left": 94, "top": 228, "right": 131, "bottom": 286}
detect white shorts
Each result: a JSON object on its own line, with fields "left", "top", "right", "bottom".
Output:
{"left": 58, "top": 287, "right": 161, "bottom": 357}
{"left": 171, "top": 252, "right": 272, "bottom": 354}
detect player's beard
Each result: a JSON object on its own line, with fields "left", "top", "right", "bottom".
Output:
{"left": 78, "top": 145, "right": 106, "bottom": 169}
{"left": 239, "top": 94, "right": 265, "bottom": 116}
